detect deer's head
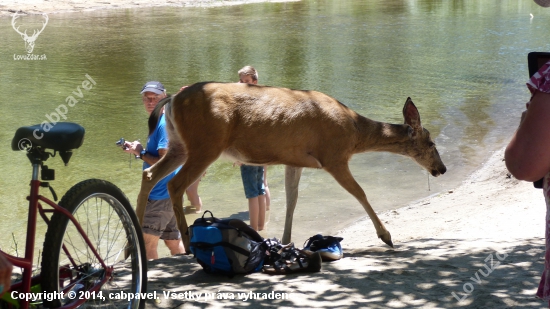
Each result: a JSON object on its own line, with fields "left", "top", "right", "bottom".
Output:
{"left": 12, "top": 13, "right": 48, "bottom": 54}
{"left": 402, "top": 97, "right": 447, "bottom": 177}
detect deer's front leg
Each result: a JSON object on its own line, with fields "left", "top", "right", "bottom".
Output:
{"left": 282, "top": 166, "right": 303, "bottom": 244}
{"left": 325, "top": 163, "right": 393, "bottom": 248}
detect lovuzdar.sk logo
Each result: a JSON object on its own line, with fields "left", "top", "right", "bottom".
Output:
{"left": 11, "top": 12, "right": 48, "bottom": 60}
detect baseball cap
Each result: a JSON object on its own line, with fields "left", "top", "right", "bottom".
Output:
{"left": 140, "top": 81, "right": 165, "bottom": 94}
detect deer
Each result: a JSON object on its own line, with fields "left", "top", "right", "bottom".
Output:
{"left": 135, "top": 82, "right": 447, "bottom": 252}
{"left": 12, "top": 13, "right": 49, "bottom": 54}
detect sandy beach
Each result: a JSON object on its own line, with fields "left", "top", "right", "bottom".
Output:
{"left": 142, "top": 147, "right": 547, "bottom": 309}
{"left": 0, "top": 0, "right": 298, "bottom": 17}
{"left": 3, "top": 0, "right": 548, "bottom": 308}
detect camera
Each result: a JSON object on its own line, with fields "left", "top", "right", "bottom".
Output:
{"left": 115, "top": 138, "right": 127, "bottom": 149}
{"left": 527, "top": 52, "right": 550, "bottom": 189}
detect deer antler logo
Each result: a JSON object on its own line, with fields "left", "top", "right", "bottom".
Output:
{"left": 12, "top": 13, "right": 48, "bottom": 54}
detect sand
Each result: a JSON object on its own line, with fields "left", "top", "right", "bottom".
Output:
{"left": 3, "top": 1, "right": 548, "bottom": 308}
{"left": 143, "top": 147, "right": 547, "bottom": 309}
{"left": 0, "top": 0, "right": 298, "bottom": 17}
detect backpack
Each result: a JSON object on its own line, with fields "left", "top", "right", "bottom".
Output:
{"left": 188, "top": 211, "right": 267, "bottom": 275}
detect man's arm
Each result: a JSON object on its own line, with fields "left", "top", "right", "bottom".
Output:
{"left": 122, "top": 141, "right": 166, "bottom": 165}
{"left": 505, "top": 91, "right": 550, "bottom": 181}
{"left": 141, "top": 148, "right": 166, "bottom": 166}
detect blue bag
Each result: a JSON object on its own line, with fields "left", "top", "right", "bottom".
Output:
{"left": 188, "top": 211, "right": 266, "bottom": 275}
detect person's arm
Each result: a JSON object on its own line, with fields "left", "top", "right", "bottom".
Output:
{"left": 0, "top": 253, "right": 12, "bottom": 297}
{"left": 141, "top": 149, "right": 166, "bottom": 165}
{"left": 505, "top": 91, "right": 550, "bottom": 181}
{"left": 122, "top": 141, "right": 166, "bottom": 165}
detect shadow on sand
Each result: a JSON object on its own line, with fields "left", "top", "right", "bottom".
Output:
{"left": 145, "top": 237, "right": 546, "bottom": 308}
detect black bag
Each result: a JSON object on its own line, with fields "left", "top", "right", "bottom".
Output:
{"left": 188, "top": 211, "right": 266, "bottom": 275}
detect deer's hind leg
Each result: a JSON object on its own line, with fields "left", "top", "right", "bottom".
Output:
{"left": 282, "top": 166, "right": 303, "bottom": 244}
{"left": 324, "top": 162, "right": 393, "bottom": 248}
{"left": 167, "top": 150, "right": 221, "bottom": 252}
{"left": 135, "top": 140, "right": 187, "bottom": 227}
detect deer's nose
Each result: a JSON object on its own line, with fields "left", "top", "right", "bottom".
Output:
{"left": 431, "top": 165, "right": 447, "bottom": 177}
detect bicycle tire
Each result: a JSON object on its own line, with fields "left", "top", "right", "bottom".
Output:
{"left": 41, "top": 179, "right": 147, "bottom": 309}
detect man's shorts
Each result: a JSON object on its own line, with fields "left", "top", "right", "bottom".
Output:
{"left": 142, "top": 198, "right": 181, "bottom": 240}
{"left": 240, "top": 165, "right": 265, "bottom": 199}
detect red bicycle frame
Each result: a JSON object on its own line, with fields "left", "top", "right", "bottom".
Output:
{"left": 1, "top": 162, "right": 112, "bottom": 309}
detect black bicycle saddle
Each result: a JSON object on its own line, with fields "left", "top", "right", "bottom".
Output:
{"left": 12, "top": 122, "right": 85, "bottom": 152}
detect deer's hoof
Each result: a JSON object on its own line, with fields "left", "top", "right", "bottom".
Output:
{"left": 379, "top": 231, "right": 394, "bottom": 248}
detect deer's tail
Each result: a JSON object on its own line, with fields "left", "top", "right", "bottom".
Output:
{"left": 147, "top": 96, "right": 171, "bottom": 135}
{"left": 162, "top": 95, "right": 184, "bottom": 147}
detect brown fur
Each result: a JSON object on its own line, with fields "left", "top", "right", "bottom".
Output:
{"left": 135, "top": 82, "right": 446, "bottom": 251}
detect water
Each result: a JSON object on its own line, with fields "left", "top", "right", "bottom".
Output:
{"left": 1, "top": 0, "right": 549, "bottom": 258}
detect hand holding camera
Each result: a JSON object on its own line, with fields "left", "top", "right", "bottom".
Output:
{"left": 115, "top": 138, "right": 127, "bottom": 150}
{"left": 115, "top": 138, "right": 143, "bottom": 158}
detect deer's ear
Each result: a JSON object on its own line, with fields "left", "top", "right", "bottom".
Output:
{"left": 406, "top": 126, "right": 416, "bottom": 139}
{"left": 403, "top": 97, "right": 422, "bottom": 132}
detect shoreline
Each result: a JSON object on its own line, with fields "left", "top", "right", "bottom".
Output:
{"left": 0, "top": 0, "right": 299, "bottom": 17}
{"left": 144, "top": 147, "right": 548, "bottom": 308}
{"left": 3, "top": 0, "right": 546, "bottom": 306}
{"left": 337, "top": 146, "right": 543, "bottom": 247}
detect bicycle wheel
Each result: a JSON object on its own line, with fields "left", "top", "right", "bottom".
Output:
{"left": 41, "top": 179, "right": 147, "bottom": 309}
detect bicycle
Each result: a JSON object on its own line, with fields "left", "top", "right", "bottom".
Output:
{"left": 1, "top": 122, "right": 147, "bottom": 309}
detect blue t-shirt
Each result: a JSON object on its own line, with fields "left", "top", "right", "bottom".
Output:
{"left": 144, "top": 114, "right": 181, "bottom": 200}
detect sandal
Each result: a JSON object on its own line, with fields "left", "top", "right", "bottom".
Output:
{"left": 262, "top": 240, "right": 322, "bottom": 275}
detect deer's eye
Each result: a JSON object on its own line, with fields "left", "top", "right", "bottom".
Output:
{"left": 428, "top": 142, "right": 435, "bottom": 148}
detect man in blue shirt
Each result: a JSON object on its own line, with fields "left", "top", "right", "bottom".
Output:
{"left": 123, "top": 81, "right": 185, "bottom": 260}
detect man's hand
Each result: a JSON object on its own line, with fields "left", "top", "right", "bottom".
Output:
{"left": 123, "top": 141, "right": 144, "bottom": 156}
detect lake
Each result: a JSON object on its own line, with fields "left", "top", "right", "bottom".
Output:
{"left": 1, "top": 0, "right": 549, "bottom": 258}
